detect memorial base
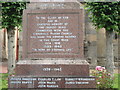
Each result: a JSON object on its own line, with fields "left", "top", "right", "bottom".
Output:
{"left": 15, "top": 60, "right": 89, "bottom": 76}
{"left": 8, "top": 60, "right": 96, "bottom": 89}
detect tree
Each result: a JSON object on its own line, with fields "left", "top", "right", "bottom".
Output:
{"left": 86, "top": 2, "right": 119, "bottom": 76}
{"left": 1, "top": 2, "right": 26, "bottom": 73}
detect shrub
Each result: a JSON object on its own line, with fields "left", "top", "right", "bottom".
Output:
{"left": 91, "top": 66, "right": 114, "bottom": 89}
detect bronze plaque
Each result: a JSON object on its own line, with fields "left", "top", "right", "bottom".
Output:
{"left": 9, "top": 76, "right": 96, "bottom": 89}
{"left": 23, "top": 9, "right": 84, "bottom": 59}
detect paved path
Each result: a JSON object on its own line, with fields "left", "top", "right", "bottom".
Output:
{"left": 0, "top": 61, "right": 8, "bottom": 73}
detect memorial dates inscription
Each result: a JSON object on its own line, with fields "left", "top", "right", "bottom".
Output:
{"left": 23, "top": 9, "right": 84, "bottom": 58}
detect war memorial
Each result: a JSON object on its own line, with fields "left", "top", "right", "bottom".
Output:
{"left": 8, "top": 0, "right": 96, "bottom": 89}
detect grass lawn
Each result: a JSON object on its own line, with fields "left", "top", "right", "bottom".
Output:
{"left": 0, "top": 73, "right": 120, "bottom": 89}
{"left": 0, "top": 73, "right": 8, "bottom": 90}
{"left": 114, "top": 73, "right": 120, "bottom": 90}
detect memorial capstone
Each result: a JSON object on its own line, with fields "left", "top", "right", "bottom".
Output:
{"left": 8, "top": 1, "right": 96, "bottom": 89}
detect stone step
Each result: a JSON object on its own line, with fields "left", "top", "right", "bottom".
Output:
{"left": 15, "top": 60, "right": 89, "bottom": 76}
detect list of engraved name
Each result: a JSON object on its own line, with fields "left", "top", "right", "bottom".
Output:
{"left": 10, "top": 77, "right": 95, "bottom": 88}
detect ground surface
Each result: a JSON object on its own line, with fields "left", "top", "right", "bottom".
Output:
{"left": 0, "top": 61, "right": 8, "bottom": 73}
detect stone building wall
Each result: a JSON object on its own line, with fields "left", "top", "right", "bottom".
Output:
{"left": 84, "top": 10, "right": 97, "bottom": 68}
{"left": 84, "top": 10, "right": 118, "bottom": 68}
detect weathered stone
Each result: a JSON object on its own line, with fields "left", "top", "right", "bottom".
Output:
{"left": 27, "top": 2, "right": 83, "bottom": 9}
{"left": 22, "top": 9, "right": 84, "bottom": 59}
{"left": 15, "top": 60, "right": 89, "bottom": 76}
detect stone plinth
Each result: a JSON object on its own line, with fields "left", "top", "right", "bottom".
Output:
{"left": 9, "top": 60, "right": 96, "bottom": 89}
{"left": 15, "top": 60, "right": 89, "bottom": 76}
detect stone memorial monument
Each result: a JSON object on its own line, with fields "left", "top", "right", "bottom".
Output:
{"left": 8, "top": 0, "right": 96, "bottom": 89}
